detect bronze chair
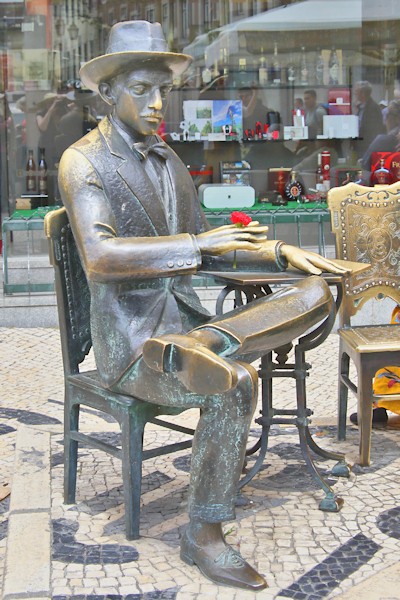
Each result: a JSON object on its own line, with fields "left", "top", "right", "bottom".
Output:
{"left": 45, "top": 207, "right": 194, "bottom": 539}
{"left": 328, "top": 182, "right": 400, "bottom": 466}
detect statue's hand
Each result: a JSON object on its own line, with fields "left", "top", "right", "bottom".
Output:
{"left": 280, "top": 244, "right": 351, "bottom": 275}
{"left": 196, "top": 222, "right": 268, "bottom": 256}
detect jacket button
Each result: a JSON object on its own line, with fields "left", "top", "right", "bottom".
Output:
{"left": 177, "top": 259, "right": 184, "bottom": 267}
{"left": 167, "top": 261, "right": 174, "bottom": 268}
{"left": 186, "top": 259, "right": 192, "bottom": 265}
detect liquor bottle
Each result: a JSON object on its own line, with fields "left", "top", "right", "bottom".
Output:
{"left": 354, "top": 170, "right": 366, "bottom": 186}
{"left": 315, "top": 48, "right": 324, "bottom": 85}
{"left": 272, "top": 42, "right": 281, "bottom": 85}
{"left": 285, "top": 171, "right": 304, "bottom": 202}
{"left": 371, "top": 158, "right": 393, "bottom": 186}
{"left": 38, "top": 148, "right": 48, "bottom": 195}
{"left": 286, "top": 54, "right": 297, "bottom": 85}
{"left": 329, "top": 47, "right": 340, "bottom": 85}
{"left": 212, "top": 60, "right": 220, "bottom": 80}
{"left": 220, "top": 48, "right": 229, "bottom": 79}
{"left": 258, "top": 47, "right": 268, "bottom": 86}
{"left": 321, "top": 150, "right": 331, "bottom": 189}
{"left": 315, "top": 153, "right": 326, "bottom": 198}
{"left": 195, "top": 67, "right": 202, "bottom": 88}
{"left": 300, "top": 46, "right": 309, "bottom": 85}
{"left": 26, "top": 149, "right": 37, "bottom": 193}
{"left": 201, "top": 52, "right": 212, "bottom": 86}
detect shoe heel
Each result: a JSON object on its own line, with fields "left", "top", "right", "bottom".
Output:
{"left": 180, "top": 551, "right": 195, "bottom": 566}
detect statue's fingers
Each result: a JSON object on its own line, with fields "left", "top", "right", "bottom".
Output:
{"left": 236, "top": 242, "right": 263, "bottom": 252}
{"left": 306, "top": 262, "right": 323, "bottom": 275}
{"left": 311, "top": 256, "right": 350, "bottom": 273}
{"left": 237, "top": 232, "right": 268, "bottom": 241}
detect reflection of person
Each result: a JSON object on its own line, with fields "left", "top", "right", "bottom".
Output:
{"left": 36, "top": 92, "right": 68, "bottom": 199}
{"left": 353, "top": 81, "right": 385, "bottom": 157}
{"left": 55, "top": 83, "right": 98, "bottom": 160}
{"left": 361, "top": 100, "right": 400, "bottom": 171}
{"left": 58, "top": 21, "right": 349, "bottom": 591}
{"left": 303, "top": 89, "right": 326, "bottom": 139}
{"left": 236, "top": 75, "right": 280, "bottom": 134}
{"left": 294, "top": 97, "right": 304, "bottom": 111}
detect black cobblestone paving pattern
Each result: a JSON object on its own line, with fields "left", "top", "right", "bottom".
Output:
{"left": 0, "top": 423, "right": 15, "bottom": 435}
{"left": 52, "top": 518, "right": 139, "bottom": 564}
{"left": 52, "top": 590, "right": 178, "bottom": 599}
{"left": 279, "top": 533, "right": 381, "bottom": 599}
{"left": 377, "top": 505, "right": 400, "bottom": 540}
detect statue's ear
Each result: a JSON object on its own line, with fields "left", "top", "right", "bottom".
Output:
{"left": 98, "top": 82, "right": 114, "bottom": 106}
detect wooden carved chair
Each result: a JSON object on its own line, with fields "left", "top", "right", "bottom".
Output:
{"left": 328, "top": 182, "right": 400, "bottom": 466}
{"left": 45, "top": 207, "right": 194, "bottom": 539}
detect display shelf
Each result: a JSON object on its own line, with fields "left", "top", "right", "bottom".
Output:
{"left": 2, "top": 206, "right": 59, "bottom": 294}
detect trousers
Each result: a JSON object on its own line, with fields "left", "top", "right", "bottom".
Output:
{"left": 112, "top": 276, "right": 333, "bottom": 522}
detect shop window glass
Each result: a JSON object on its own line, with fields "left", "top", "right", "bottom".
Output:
{"left": 1, "top": 0, "right": 400, "bottom": 220}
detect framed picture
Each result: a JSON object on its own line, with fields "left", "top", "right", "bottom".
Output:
{"left": 335, "top": 168, "right": 361, "bottom": 186}
{"left": 183, "top": 100, "right": 243, "bottom": 140}
{"left": 220, "top": 160, "right": 251, "bottom": 185}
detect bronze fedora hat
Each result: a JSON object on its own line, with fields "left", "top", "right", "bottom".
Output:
{"left": 80, "top": 21, "right": 192, "bottom": 92}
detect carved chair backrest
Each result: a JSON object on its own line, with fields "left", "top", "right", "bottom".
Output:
{"left": 45, "top": 207, "right": 92, "bottom": 376}
{"left": 328, "top": 182, "right": 400, "bottom": 327}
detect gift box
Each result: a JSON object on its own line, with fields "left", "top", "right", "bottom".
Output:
{"left": 371, "top": 152, "right": 400, "bottom": 182}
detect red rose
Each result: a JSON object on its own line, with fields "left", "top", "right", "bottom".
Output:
{"left": 230, "top": 211, "right": 252, "bottom": 227}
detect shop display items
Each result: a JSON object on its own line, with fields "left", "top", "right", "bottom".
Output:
{"left": 371, "top": 158, "right": 394, "bottom": 186}
{"left": 284, "top": 171, "right": 304, "bottom": 202}
{"left": 26, "top": 149, "right": 37, "bottom": 193}
{"left": 38, "top": 148, "right": 48, "bottom": 195}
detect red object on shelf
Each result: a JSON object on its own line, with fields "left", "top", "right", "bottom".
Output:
{"left": 321, "top": 150, "right": 331, "bottom": 181}
{"left": 328, "top": 88, "right": 351, "bottom": 115}
{"left": 371, "top": 152, "right": 400, "bottom": 183}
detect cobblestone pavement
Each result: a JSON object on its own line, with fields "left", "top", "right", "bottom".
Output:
{"left": 1, "top": 327, "right": 400, "bottom": 599}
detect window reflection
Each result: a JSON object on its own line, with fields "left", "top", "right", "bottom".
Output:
{"left": 0, "top": 0, "right": 400, "bottom": 216}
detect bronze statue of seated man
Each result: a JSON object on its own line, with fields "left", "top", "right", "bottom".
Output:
{"left": 58, "top": 20, "right": 349, "bottom": 591}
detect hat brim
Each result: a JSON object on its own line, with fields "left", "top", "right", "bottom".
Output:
{"left": 80, "top": 51, "right": 192, "bottom": 92}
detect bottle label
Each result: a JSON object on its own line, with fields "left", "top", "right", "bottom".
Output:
{"left": 27, "top": 176, "right": 35, "bottom": 191}
{"left": 39, "top": 178, "right": 47, "bottom": 193}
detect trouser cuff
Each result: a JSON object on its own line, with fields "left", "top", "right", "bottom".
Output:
{"left": 189, "top": 502, "right": 236, "bottom": 523}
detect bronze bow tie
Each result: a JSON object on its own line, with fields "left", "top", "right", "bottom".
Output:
{"left": 132, "top": 141, "right": 169, "bottom": 160}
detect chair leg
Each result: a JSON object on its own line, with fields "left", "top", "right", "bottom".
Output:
{"left": 121, "top": 412, "right": 146, "bottom": 540}
{"left": 294, "top": 345, "right": 343, "bottom": 512}
{"left": 357, "top": 368, "right": 374, "bottom": 467}
{"left": 64, "top": 400, "right": 80, "bottom": 504}
{"left": 338, "top": 350, "right": 350, "bottom": 441}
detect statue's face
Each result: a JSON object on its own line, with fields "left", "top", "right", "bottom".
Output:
{"left": 110, "top": 66, "right": 173, "bottom": 136}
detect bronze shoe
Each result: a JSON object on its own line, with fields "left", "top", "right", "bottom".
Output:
{"left": 180, "top": 529, "right": 267, "bottom": 590}
{"left": 142, "top": 333, "right": 238, "bottom": 395}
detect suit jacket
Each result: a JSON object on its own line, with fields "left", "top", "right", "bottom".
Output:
{"left": 357, "top": 98, "right": 385, "bottom": 156}
{"left": 58, "top": 116, "right": 282, "bottom": 387}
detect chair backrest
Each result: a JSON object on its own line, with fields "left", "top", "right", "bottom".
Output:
{"left": 328, "top": 181, "right": 400, "bottom": 326}
{"left": 45, "top": 207, "right": 92, "bottom": 376}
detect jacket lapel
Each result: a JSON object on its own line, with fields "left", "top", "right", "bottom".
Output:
{"left": 99, "top": 118, "right": 170, "bottom": 235}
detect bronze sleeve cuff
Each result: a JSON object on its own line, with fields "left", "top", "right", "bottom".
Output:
{"left": 275, "top": 241, "right": 288, "bottom": 271}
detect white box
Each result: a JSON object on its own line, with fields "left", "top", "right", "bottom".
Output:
{"left": 323, "top": 115, "right": 359, "bottom": 139}
{"left": 199, "top": 184, "right": 255, "bottom": 209}
{"left": 284, "top": 126, "right": 309, "bottom": 140}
